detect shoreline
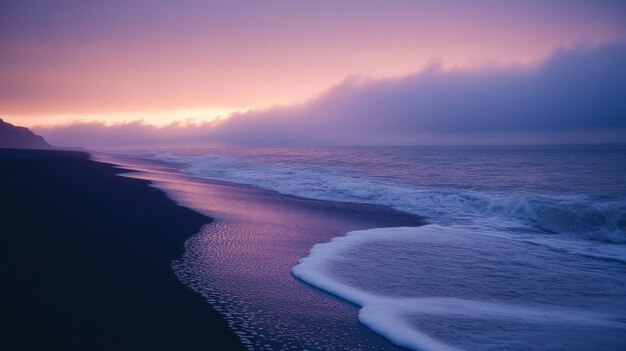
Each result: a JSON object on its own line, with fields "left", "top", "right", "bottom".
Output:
{"left": 105, "top": 152, "right": 425, "bottom": 350}
{"left": 5, "top": 147, "right": 622, "bottom": 350}
{"left": 101, "top": 150, "right": 626, "bottom": 350}
{"left": 0, "top": 148, "right": 245, "bottom": 350}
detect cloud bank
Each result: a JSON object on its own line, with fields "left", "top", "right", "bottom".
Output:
{"left": 4, "top": 0, "right": 625, "bottom": 120}
{"left": 35, "top": 41, "right": 626, "bottom": 148}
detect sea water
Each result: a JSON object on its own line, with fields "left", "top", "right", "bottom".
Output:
{"left": 120, "top": 145, "right": 626, "bottom": 350}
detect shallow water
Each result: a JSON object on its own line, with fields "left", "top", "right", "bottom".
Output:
{"left": 93, "top": 153, "right": 422, "bottom": 350}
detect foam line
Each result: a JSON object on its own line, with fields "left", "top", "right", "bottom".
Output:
{"left": 292, "top": 225, "right": 626, "bottom": 351}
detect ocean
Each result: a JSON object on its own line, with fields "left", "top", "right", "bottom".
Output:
{"left": 104, "top": 145, "right": 626, "bottom": 350}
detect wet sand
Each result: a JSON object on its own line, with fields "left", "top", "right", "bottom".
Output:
{"left": 102, "top": 153, "right": 424, "bottom": 350}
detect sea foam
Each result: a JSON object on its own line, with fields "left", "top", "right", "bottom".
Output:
{"left": 292, "top": 225, "right": 626, "bottom": 351}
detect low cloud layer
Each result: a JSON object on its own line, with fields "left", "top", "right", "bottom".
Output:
{"left": 35, "top": 41, "right": 626, "bottom": 149}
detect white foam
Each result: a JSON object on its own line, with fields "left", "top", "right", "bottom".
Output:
{"left": 292, "top": 225, "right": 626, "bottom": 351}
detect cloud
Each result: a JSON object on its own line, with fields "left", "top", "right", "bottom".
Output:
{"left": 3, "top": 0, "right": 626, "bottom": 119}
{"left": 35, "top": 40, "right": 626, "bottom": 148}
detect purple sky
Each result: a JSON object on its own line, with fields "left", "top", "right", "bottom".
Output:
{"left": 2, "top": 0, "right": 626, "bottom": 147}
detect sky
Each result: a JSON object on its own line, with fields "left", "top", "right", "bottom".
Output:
{"left": 2, "top": 0, "right": 626, "bottom": 147}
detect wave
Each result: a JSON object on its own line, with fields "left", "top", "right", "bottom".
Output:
{"left": 147, "top": 151, "right": 626, "bottom": 244}
{"left": 292, "top": 225, "right": 626, "bottom": 351}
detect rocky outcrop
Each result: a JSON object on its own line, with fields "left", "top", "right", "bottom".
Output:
{"left": 0, "top": 118, "right": 51, "bottom": 149}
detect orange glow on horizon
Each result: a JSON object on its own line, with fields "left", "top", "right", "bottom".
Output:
{"left": 12, "top": 107, "right": 250, "bottom": 128}
{"left": 0, "top": 49, "right": 586, "bottom": 129}
{"left": 2, "top": 1, "right": 625, "bottom": 127}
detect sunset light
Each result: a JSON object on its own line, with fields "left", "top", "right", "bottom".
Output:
{"left": 2, "top": 2, "right": 625, "bottom": 350}
{"left": 2, "top": 1, "right": 625, "bottom": 130}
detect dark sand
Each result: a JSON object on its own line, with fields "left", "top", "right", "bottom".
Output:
{"left": 0, "top": 149, "right": 244, "bottom": 350}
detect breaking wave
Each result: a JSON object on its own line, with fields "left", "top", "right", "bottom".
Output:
{"left": 148, "top": 151, "right": 626, "bottom": 244}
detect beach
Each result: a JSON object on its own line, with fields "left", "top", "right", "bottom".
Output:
{"left": 0, "top": 149, "right": 244, "bottom": 350}
{"left": 0, "top": 148, "right": 425, "bottom": 350}
{"left": 3, "top": 2, "right": 625, "bottom": 349}
{"left": 2, "top": 146, "right": 624, "bottom": 351}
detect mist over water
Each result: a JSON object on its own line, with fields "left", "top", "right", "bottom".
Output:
{"left": 120, "top": 145, "right": 626, "bottom": 350}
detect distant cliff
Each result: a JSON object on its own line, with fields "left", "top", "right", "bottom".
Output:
{"left": 0, "top": 118, "right": 51, "bottom": 149}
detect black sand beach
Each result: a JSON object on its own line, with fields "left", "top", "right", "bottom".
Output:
{"left": 0, "top": 149, "right": 244, "bottom": 350}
